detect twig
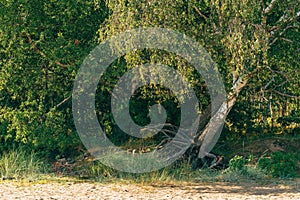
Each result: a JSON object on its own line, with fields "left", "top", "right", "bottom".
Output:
{"left": 269, "top": 10, "right": 300, "bottom": 35}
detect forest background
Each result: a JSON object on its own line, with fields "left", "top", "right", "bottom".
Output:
{"left": 0, "top": 0, "right": 299, "bottom": 179}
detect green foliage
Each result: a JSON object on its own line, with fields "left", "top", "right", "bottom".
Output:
{"left": 0, "top": 0, "right": 299, "bottom": 163}
{"left": 95, "top": 0, "right": 213, "bottom": 146}
{"left": 228, "top": 155, "right": 248, "bottom": 173}
{"left": 278, "top": 111, "right": 300, "bottom": 125}
{"left": 0, "top": 0, "right": 108, "bottom": 157}
{"left": 0, "top": 120, "right": 18, "bottom": 152}
{"left": 258, "top": 152, "right": 298, "bottom": 178}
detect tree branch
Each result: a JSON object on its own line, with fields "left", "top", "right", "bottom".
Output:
{"left": 193, "top": 6, "right": 208, "bottom": 21}
{"left": 277, "top": 10, "right": 300, "bottom": 24}
{"left": 268, "top": 89, "right": 300, "bottom": 99}
{"left": 270, "top": 25, "right": 297, "bottom": 45}
{"left": 56, "top": 95, "right": 71, "bottom": 108}
{"left": 263, "top": 0, "right": 278, "bottom": 14}
{"left": 25, "top": 33, "right": 69, "bottom": 68}
{"left": 280, "top": 37, "right": 293, "bottom": 43}
{"left": 269, "top": 9, "right": 300, "bottom": 34}
{"left": 263, "top": 75, "right": 275, "bottom": 90}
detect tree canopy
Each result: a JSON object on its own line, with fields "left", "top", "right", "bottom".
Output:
{"left": 0, "top": 0, "right": 299, "bottom": 159}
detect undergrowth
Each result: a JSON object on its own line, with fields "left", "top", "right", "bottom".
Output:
{"left": 1, "top": 147, "right": 299, "bottom": 184}
{"left": 84, "top": 152, "right": 299, "bottom": 183}
{"left": 84, "top": 158, "right": 270, "bottom": 184}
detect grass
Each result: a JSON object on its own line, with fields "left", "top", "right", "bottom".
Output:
{"left": 0, "top": 146, "right": 298, "bottom": 186}
{"left": 83, "top": 158, "right": 273, "bottom": 184}
{"left": 0, "top": 147, "right": 48, "bottom": 180}
{"left": 80, "top": 150, "right": 300, "bottom": 185}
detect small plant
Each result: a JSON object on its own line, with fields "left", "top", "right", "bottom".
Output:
{"left": 228, "top": 155, "right": 247, "bottom": 173}
{"left": 258, "top": 151, "right": 298, "bottom": 178}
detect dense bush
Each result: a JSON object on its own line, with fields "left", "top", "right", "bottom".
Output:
{"left": 258, "top": 152, "right": 299, "bottom": 178}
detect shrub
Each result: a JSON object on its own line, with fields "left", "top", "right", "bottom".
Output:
{"left": 258, "top": 151, "right": 298, "bottom": 178}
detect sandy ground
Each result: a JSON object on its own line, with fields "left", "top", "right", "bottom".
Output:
{"left": 0, "top": 180, "right": 300, "bottom": 200}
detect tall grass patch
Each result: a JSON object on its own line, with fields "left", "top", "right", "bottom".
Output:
{"left": 0, "top": 147, "right": 47, "bottom": 179}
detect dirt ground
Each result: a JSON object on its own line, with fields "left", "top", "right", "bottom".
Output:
{"left": 1, "top": 180, "right": 300, "bottom": 200}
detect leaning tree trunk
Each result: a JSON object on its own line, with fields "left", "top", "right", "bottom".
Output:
{"left": 146, "top": 77, "right": 248, "bottom": 163}
{"left": 194, "top": 77, "right": 248, "bottom": 159}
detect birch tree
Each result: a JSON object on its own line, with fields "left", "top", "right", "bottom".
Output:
{"left": 98, "top": 0, "right": 299, "bottom": 162}
{"left": 195, "top": 0, "right": 299, "bottom": 159}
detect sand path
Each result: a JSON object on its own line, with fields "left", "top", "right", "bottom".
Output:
{"left": 0, "top": 181, "right": 299, "bottom": 200}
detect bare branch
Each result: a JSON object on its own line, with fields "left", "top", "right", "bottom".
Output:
{"left": 263, "top": 0, "right": 278, "bottom": 14}
{"left": 25, "top": 33, "right": 69, "bottom": 68}
{"left": 269, "top": 37, "right": 279, "bottom": 46}
{"left": 278, "top": 10, "right": 300, "bottom": 24}
{"left": 193, "top": 6, "right": 208, "bottom": 21}
{"left": 270, "top": 24, "right": 297, "bottom": 36}
{"left": 273, "top": 80, "right": 288, "bottom": 89}
{"left": 263, "top": 75, "right": 275, "bottom": 90}
{"left": 56, "top": 95, "right": 71, "bottom": 108}
{"left": 270, "top": 25, "right": 297, "bottom": 45}
{"left": 261, "top": 68, "right": 292, "bottom": 91}
{"left": 280, "top": 37, "right": 293, "bottom": 43}
{"left": 269, "top": 89, "right": 300, "bottom": 99}
{"left": 269, "top": 9, "right": 300, "bottom": 34}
